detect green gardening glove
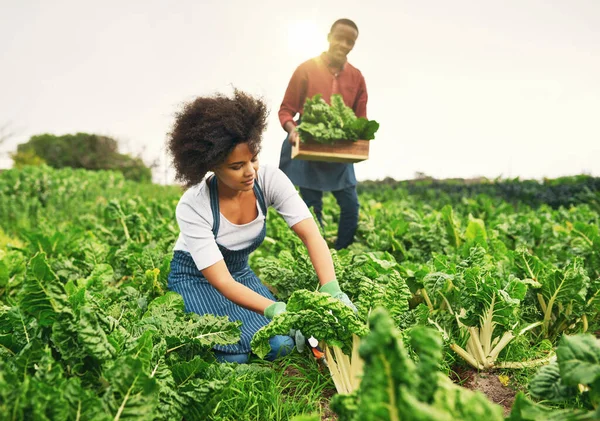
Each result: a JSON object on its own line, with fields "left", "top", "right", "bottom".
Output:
{"left": 319, "top": 280, "right": 358, "bottom": 313}
{"left": 264, "top": 301, "right": 287, "bottom": 319}
{"left": 264, "top": 301, "right": 306, "bottom": 353}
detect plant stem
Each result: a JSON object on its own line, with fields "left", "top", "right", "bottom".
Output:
{"left": 421, "top": 288, "right": 433, "bottom": 311}
{"left": 450, "top": 343, "right": 484, "bottom": 370}
{"left": 496, "top": 353, "right": 555, "bottom": 369}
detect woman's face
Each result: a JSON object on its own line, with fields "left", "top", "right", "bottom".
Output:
{"left": 213, "top": 142, "right": 259, "bottom": 193}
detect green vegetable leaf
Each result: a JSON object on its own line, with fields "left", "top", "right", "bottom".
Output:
{"left": 556, "top": 334, "right": 600, "bottom": 387}
{"left": 19, "top": 253, "right": 70, "bottom": 327}
{"left": 529, "top": 361, "right": 578, "bottom": 401}
{"left": 297, "top": 94, "right": 379, "bottom": 143}
{"left": 251, "top": 290, "right": 367, "bottom": 358}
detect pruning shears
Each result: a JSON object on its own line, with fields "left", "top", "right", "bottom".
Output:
{"left": 307, "top": 336, "right": 328, "bottom": 368}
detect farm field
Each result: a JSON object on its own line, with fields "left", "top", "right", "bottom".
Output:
{"left": 1, "top": 165, "right": 599, "bottom": 420}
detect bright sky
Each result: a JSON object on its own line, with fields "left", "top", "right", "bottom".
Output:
{"left": 1, "top": 0, "right": 599, "bottom": 183}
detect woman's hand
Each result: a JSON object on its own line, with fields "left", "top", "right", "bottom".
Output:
{"left": 264, "top": 301, "right": 287, "bottom": 319}
{"left": 319, "top": 280, "right": 358, "bottom": 313}
{"left": 264, "top": 301, "right": 306, "bottom": 353}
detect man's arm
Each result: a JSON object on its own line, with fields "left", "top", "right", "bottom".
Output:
{"left": 353, "top": 73, "right": 368, "bottom": 118}
{"left": 283, "top": 121, "right": 299, "bottom": 145}
{"left": 278, "top": 65, "right": 308, "bottom": 130}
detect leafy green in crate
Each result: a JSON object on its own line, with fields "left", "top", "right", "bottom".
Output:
{"left": 297, "top": 94, "right": 379, "bottom": 144}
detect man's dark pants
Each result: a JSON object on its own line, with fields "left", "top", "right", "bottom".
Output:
{"left": 299, "top": 186, "right": 359, "bottom": 250}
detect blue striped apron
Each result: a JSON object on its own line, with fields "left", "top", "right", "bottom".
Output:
{"left": 167, "top": 176, "right": 276, "bottom": 354}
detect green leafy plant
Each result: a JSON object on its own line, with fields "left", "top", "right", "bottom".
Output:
{"left": 251, "top": 290, "right": 368, "bottom": 359}
{"left": 297, "top": 94, "right": 379, "bottom": 144}
{"left": 331, "top": 308, "right": 505, "bottom": 421}
{"left": 515, "top": 248, "right": 595, "bottom": 341}
{"left": 529, "top": 334, "right": 600, "bottom": 413}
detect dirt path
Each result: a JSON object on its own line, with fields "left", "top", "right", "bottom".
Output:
{"left": 451, "top": 366, "right": 517, "bottom": 416}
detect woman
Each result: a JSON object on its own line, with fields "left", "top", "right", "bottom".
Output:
{"left": 167, "top": 89, "right": 353, "bottom": 363}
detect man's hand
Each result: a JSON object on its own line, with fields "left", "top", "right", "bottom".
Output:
{"left": 287, "top": 128, "right": 300, "bottom": 146}
{"left": 284, "top": 121, "right": 300, "bottom": 146}
{"left": 319, "top": 280, "right": 358, "bottom": 313}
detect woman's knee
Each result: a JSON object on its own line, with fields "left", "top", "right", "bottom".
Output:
{"left": 265, "top": 335, "right": 295, "bottom": 361}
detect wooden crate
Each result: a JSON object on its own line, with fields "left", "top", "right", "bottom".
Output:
{"left": 291, "top": 139, "right": 370, "bottom": 163}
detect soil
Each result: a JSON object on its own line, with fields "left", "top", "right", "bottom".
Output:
{"left": 319, "top": 388, "right": 338, "bottom": 421}
{"left": 450, "top": 366, "right": 517, "bottom": 417}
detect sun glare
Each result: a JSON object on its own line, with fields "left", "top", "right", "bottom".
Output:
{"left": 286, "top": 19, "right": 326, "bottom": 59}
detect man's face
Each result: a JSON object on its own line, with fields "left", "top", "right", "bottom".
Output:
{"left": 327, "top": 23, "right": 359, "bottom": 65}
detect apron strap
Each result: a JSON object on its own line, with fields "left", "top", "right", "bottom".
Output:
{"left": 253, "top": 175, "right": 268, "bottom": 217}
{"left": 209, "top": 176, "right": 220, "bottom": 236}
{"left": 208, "top": 174, "right": 268, "bottom": 238}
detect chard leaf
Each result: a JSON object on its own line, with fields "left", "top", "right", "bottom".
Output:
{"left": 254, "top": 249, "right": 318, "bottom": 301}
{"left": 411, "top": 326, "right": 444, "bottom": 403}
{"left": 251, "top": 290, "right": 367, "bottom": 358}
{"left": 19, "top": 253, "right": 70, "bottom": 327}
{"left": 150, "top": 356, "right": 227, "bottom": 421}
{"left": 77, "top": 305, "right": 116, "bottom": 361}
{"left": 178, "top": 378, "right": 229, "bottom": 421}
{"left": 423, "top": 272, "right": 454, "bottom": 307}
{"left": 0, "top": 306, "right": 36, "bottom": 354}
{"left": 335, "top": 251, "right": 411, "bottom": 323}
{"left": 465, "top": 216, "right": 487, "bottom": 248}
{"left": 541, "top": 260, "right": 588, "bottom": 309}
{"left": 357, "top": 118, "right": 380, "bottom": 140}
{"left": 441, "top": 205, "right": 462, "bottom": 249}
{"left": 529, "top": 361, "right": 577, "bottom": 401}
{"left": 170, "top": 356, "right": 211, "bottom": 385}
{"left": 507, "top": 392, "right": 596, "bottom": 421}
{"left": 353, "top": 308, "right": 417, "bottom": 421}
{"left": 63, "top": 377, "right": 112, "bottom": 421}
{"left": 151, "top": 360, "right": 189, "bottom": 421}
{"left": 505, "top": 276, "right": 528, "bottom": 301}
{"left": 138, "top": 303, "right": 240, "bottom": 350}
{"left": 340, "top": 308, "right": 503, "bottom": 421}
{"left": 556, "top": 334, "right": 600, "bottom": 387}
{"left": 147, "top": 291, "right": 185, "bottom": 313}
{"left": 297, "top": 94, "right": 379, "bottom": 143}
{"left": 126, "top": 330, "right": 155, "bottom": 369}
{"left": 102, "top": 355, "right": 160, "bottom": 420}
{"left": 84, "top": 263, "right": 115, "bottom": 289}
{"left": 515, "top": 247, "right": 548, "bottom": 283}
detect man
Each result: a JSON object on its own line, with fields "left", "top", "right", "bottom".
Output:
{"left": 278, "top": 18, "right": 367, "bottom": 250}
